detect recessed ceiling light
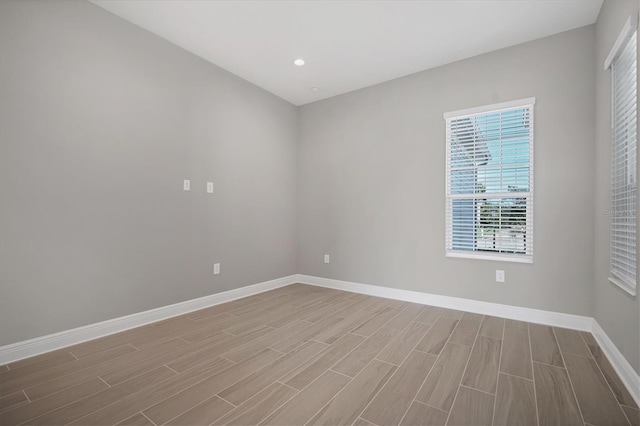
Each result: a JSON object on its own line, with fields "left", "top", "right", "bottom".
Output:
{"left": 311, "top": 87, "right": 319, "bottom": 93}
{"left": 294, "top": 58, "right": 305, "bottom": 66}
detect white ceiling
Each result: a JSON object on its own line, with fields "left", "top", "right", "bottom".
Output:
{"left": 91, "top": 0, "right": 603, "bottom": 106}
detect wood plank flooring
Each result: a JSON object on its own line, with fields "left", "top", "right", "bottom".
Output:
{"left": 0, "top": 284, "right": 637, "bottom": 426}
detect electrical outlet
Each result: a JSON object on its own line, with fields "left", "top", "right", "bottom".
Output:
{"left": 496, "top": 270, "right": 505, "bottom": 283}
{"left": 324, "top": 254, "right": 330, "bottom": 264}
{"left": 207, "top": 182, "right": 214, "bottom": 193}
{"left": 214, "top": 263, "right": 220, "bottom": 275}
{"left": 183, "top": 180, "right": 191, "bottom": 191}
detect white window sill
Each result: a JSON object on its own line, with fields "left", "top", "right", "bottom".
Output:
{"left": 608, "top": 276, "right": 637, "bottom": 296}
{"left": 446, "top": 251, "right": 533, "bottom": 264}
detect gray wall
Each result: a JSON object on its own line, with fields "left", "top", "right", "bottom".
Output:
{"left": 594, "top": 0, "right": 640, "bottom": 374}
{"left": 1, "top": 0, "right": 637, "bottom": 375}
{"left": 0, "top": 0, "right": 298, "bottom": 345}
{"left": 298, "top": 26, "right": 596, "bottom": 316}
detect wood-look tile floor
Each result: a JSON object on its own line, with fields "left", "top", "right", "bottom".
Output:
{"left": 1, "top": 284, "right": 638, "bottom": 426}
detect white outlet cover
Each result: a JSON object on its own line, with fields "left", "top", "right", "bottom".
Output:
{"left": 183, "top": 179, "right": 191, "bottom": 191}
{"left": 207, "top": 182, "right": 214, "bottom": 193}
{"left": 324, "top": 254, "right": 330, "bottom": 264}
{"left": 214, "top": 263, "right": 220, "bottom": 275}
{"left": 496, "top": 270, "right": 505, "bottom": 283}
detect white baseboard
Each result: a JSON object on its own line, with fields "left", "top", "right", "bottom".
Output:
{"left": 296, "top": 274, "right": 593, "bottom": 331}
{"left": 296, "top": 274, "right": 640, "bottom": 406}
{"left": 2, "top": 272, "right": 638, "bottom": 407}
{"left": 0, "top": 275, "right": 297, "bottom": 365}
{"left": 591, "top": 320, "right": 640, "bottom": 407}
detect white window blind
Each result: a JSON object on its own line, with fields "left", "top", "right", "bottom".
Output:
{"left": 608, "top": 17, "right": 637, "bottom": 296}
{"left": 445, "top": 98, "right": 534, "bottom": 263}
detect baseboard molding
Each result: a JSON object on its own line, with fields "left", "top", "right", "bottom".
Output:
{"left": 0, "top": 275, "right": 297, "bottom": 365}
{"left": 296, "top": 274, "right": 593, "bottom": 330}
{"left": 2, "top": 272, "right": 638, "bottom": 407}
{"left": 296, "top": 274, "right": 640, "bottom": 406}
{"left": 591, "top": 320, "right": 640, "bottom": 407}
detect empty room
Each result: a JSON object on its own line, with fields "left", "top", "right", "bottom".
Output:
{"left": 1, "top": 0, "right": 639, "bottom": 425}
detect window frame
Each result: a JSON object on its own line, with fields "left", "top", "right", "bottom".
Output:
{"left": 605, "top": 14, "right": 638, "bottom": 296}
{"left": 444, "top": 98, "right": 535, "bottom": 264}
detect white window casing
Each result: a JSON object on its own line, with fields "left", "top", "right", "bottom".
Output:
{"left": 606, "top": 15, "right": 637, "bottom": 296}
{"left": 445, "top": 98, "right": 535, "bottom": 263}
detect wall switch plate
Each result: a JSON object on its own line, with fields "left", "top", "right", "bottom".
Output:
{"left": 207, "top": 182, "right": 214, "bottom": 193}
{"left": 496, "top": 270, "right": 505, "bottom": 283}
{"left": 183, "top": 180, "right": 191, "bottom": 191}
{"left": 214, "top": 263, "right": 220, "bottom": 275}
{"left": 324, "top": 254, "right": 330, "bottom": 264}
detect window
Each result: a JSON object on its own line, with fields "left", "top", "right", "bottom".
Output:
{"left": 445, "top": 98, "right": 535, "bottom": 263}
{"left": 606, "top": 15, "right": 637, "bottom": 296}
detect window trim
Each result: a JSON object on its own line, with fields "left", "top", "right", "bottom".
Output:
{"left": 604, "top": 14, "right": 637, "bottom": 71}
{"left": 444, "top": 97, "right": 535, "bottom": 264}
{"left": 443, "top": 97, "right": 536, "bottom": 120}
{"left": 606, "top": 14, "right": 638, "bottom": 296}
